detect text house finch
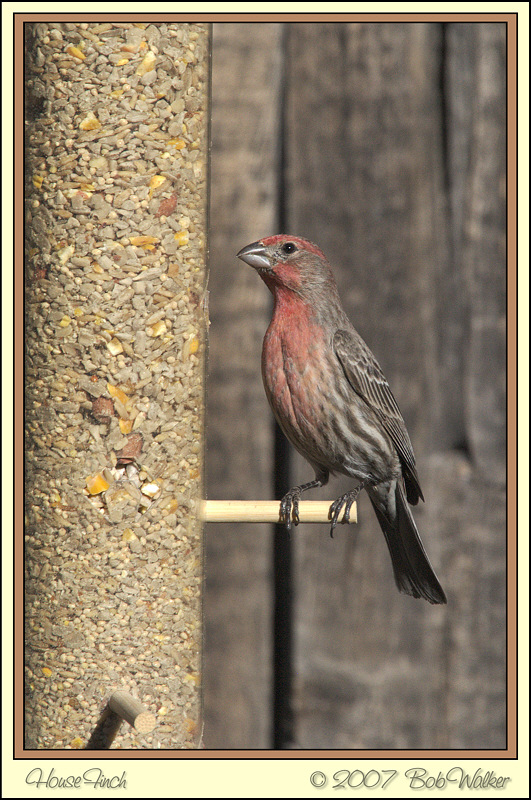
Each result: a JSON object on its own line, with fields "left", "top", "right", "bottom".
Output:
{"left": 237, "top": 234, "right": 446, "bottom": 605}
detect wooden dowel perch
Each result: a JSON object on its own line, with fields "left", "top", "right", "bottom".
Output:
{"left": 199, "top": 500, "right": 357, "bottom": 524}
{"left": 108, "top": 692, "right": 156, "bottom": 734}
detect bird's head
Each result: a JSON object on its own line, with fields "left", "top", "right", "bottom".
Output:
{"left": 237, "top": 234, "right": 336, "bottom": 297}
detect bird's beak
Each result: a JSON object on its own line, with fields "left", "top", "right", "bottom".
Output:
{"left": 236, "top": 242, "right": 272, "bottom": 271}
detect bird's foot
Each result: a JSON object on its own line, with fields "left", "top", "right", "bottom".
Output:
{"left": 279, "top": 478, "right": 325, "bottom": 532}
{"left": 279, "top": 488, "right": 302, "bottom": 531}
{"left": 328, "top": 483, "right": 366, "bottom": 537}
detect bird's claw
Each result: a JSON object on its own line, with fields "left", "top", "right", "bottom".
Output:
{"left": 328, "top": 487, "right": 363, "bottom": 538}
{"left": 279, "top": 489, "right": 301, "bottom": 531}
{"left": 328, "top": 497, "right": 343, "bottom": 537}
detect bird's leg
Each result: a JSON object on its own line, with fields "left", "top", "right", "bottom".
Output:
{"left": 279, "top": 474, "right": 327, "bottom": 531}
{"left": 328, "top": 480, "right": 369, "bottom": 538}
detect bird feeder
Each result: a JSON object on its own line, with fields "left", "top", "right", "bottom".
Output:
{"left": 23, "top": 19, "right": 355, "bottom": 751}
{"left": 24, "top": 20, "right": 210, "bottom": 750}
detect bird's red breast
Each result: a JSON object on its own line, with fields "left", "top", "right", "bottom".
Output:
{"left": 261, "top": 290, "right": 331, "bottom": 448}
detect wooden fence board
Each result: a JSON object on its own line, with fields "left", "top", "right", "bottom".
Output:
{"left": 284, "top": 21, "right": 506, "bottom": 749}
{"left": 203, "top": 22, "right": 283, "bottom": 748}
{"left": 205, "top": 21, "right": 507, "bottom": 750}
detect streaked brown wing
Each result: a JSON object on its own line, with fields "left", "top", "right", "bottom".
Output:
{"left": 333, "top": 328, "right": 423, "bottom": 504}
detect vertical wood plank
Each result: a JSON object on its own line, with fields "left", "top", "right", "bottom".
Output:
{"left": 428, "top": 21, "right": 507, "bottom": 748}
{"left": 204, "top": 22, "right": 283, "bottom": 748}
{"left": 459, "top": 23, "right": 507, "bottom": 485}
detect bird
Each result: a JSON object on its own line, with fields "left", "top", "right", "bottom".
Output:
{"left": 237, "top": 234, "right": 447, "bottom": 604}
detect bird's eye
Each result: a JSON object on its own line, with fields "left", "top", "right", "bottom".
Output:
{"left": 281, "top": 242, "right": 297, "bottom": 255}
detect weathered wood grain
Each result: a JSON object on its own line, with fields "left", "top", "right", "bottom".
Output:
{"left": 283, "top": 22, "right": 506, "bottom": 749}
{"left": 204, "top": 22, "right": 283, "bottom": 748}
{"left": 205, "top": 21, "right": 507, "bottom": 751}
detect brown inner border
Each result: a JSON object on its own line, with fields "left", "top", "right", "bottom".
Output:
{"left": 13, "top": 11, "right": 518, "bottom": 760}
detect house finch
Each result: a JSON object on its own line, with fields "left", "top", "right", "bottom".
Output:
{"left": 237, "top": 234, "right": 446, "bottom": 604}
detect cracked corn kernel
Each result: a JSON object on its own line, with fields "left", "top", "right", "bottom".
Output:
{"left": 160, "top": 497, "right": 179, "bottom": 514}
{"left": 149, "top": 175, "right": 166, "bottom": 192}
{"left": 130, "top": 235, "right": 159, "bottom": 247}
{"left": 106, "top": 338, "right": 124, "bottom": 355}
{"left": 107, "top": 383, "right": 130, "bottom": 405}
{"left": 147, "top": 320, "right": 167, "bottom": 338}
{"left": 70, "top": 737, "right": 84, "bottom": 749}
{"left": 86, "top": 473, "right": 111, "bottom": 495}
{"left": 136, "top": 51, "right": 156, "bottom": 76}
{"left": 79, "top": 112, "right": 101, "bottom": 131}
{"left": 174, "top": 231, "right": 189, "bottom": 247}
{"left": 182, "top": 335, "right": 199, "bottom": 359}
{"left": 66, "top": 45, "right": 85, "bottom": 60}
{"left": 119, "top": 419, "right": 134, "bottom": 434}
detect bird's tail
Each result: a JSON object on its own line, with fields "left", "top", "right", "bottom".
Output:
{"left": 367, "top": 481, "right": 447, "bottom": 605}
